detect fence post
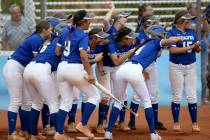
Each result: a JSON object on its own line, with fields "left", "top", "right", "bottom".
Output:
{"left": 196, "top": 0, "right": 206, "bottom": 103}
{"left": 40, "top": 0, "right": 47, "bottom": 19}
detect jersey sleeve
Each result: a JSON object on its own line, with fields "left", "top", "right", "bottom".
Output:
{"left": 79, "top": 35, "right": 89, "bottom": 51}
{"left": 108, "top": 43, "right": 116, "bottom": 54}
{"left": 57, "top": 28, "right": 68, "bottom": 51}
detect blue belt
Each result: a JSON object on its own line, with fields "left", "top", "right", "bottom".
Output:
{"left": 171, "top": 61, "right": 192, "bottom": 65}
{"left": 35, "top": 60, "right": 46, "bottom": 64}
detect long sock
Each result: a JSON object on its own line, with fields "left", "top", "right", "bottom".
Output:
{"left": 68, "top": 104, "right": 77, "bottom": 124}
{"left": 50, "top": 113, "right": 57, "bottom": 129}
{"left": 20, "top": 109, "right": 30, "bottom": 134}
{"left": 81, "top": 102, "right": 96, "bottom": 125}
{"left": 41, "top": 104, "right": 50, "bottom": 128}
{"left": 81, "top": 102, "right": 85, "bottom": 117}
{"left": 188, "top": 103, "right": 197, "bottom": 123}
{"left": 104, "top": 105, "right": 110, "bottom": 121}
{"left": 30, "top": 108, "right": 40, "bottom": 135}
{"left": 106, "top": 106, "right": 120, "bottom": 132}
{"left": 57, "top": 109, "right": 67, "bottom": 134}
{"left": 145, "top": 107, "right": 156, "bottom": 134}
{"left": 171, "top": 102, "right": 180, "bottom": 123}
{"left": 19, "top": 108, "right": 26, "bottom": 132}
{"left": 98, "top": 103, "right": 107, "bottom": 125}
{"left": 8, "top": 111, "right": 17, "bottom": 135}
{"left": 152, "top": 104, "right": 158, "bottom": 125}
{"left": 119, "top": 101, "right": 127, "bottom": 124}
{"left": 129, "top": 102, "right": 139, "bottom": 126}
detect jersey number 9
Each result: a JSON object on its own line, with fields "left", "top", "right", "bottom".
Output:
{"left": 64, "top": 40, "right": 71, "bottom": 56}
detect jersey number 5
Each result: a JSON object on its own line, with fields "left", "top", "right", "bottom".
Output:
{"left": 183, "top": 41, "right": 193, "bottom": 53}
{"left": 64, "top": 40, "right": 71, "bottom": 56}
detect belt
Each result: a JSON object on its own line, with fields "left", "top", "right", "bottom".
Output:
{"left": 171, "top": 61, "right": 192, "bottom": 65}
{"left": 35, "top": 60, "right": 46, "bottom": 64}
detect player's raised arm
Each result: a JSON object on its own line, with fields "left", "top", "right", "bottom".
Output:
{"left": 103, "top": 3, "right": 115, "bottom": 32}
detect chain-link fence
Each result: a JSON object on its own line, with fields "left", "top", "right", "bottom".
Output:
{"left": 0, "top": 0, "right": 210, "bottom": 102}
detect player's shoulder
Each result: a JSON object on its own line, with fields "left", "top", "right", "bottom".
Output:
{"left": 185, "top": 28, "right": 196, "bottom": 34}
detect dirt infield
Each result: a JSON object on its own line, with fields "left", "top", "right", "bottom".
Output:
{"left": 0, "top": 105, "right": 210, "bottom": 140}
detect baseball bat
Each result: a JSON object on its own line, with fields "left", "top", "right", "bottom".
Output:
{"left": 84, "top": 76, "right": 139, "bottom": 117}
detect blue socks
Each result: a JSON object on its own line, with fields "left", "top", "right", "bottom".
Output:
{"left": 50, "top": 113, "right": 57, "bottom": 129}
{"left": 119, "top": 101, "right": 127, "bottom": 124}
{"left": 68, "top": 104, "right": 78, "bottom": 123}
{"left": 81, "top": 102, "right": 96, "bottom": 125}
{"left": 81, "top": 102, "right": 85, "bottom": 117}
{"left": 98, "top": 103, "right": 109, "bottom": 125}
{"left": 41, "top": 104, "right": 50, "bottom": 128}
{"left": 152, "top": 104, "right": 158, "bottom": 124}
{"left": 188, "top": 103, "right": 197, "bottom": 123}
{"left": 19, "top": 108, "right": 27, "bottom": 132}
{"left": 145, "top": 107, "right": 156, "bottom": 134}
{"left": 30, "top": 108, "right": 40, "bottom": 135}
{"left": 106, "top": 106, "right": 120, "bottom": 132}
{"left": 129, "top": 102, "right": 139, "bottom": 126}
{"left": 171, "top": 102, "right": 180, "bottom": 123}
{"left": 8, "top": 111, "right": 17, "bottom": 135}
{"left": 19, "top": 108, "right": 30, "bottom": 134}
{"left": 57, "top": 109, "right": 67, "bottom": 134}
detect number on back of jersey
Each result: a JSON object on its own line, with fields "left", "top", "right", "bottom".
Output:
{"left": 64, "top": 40, "right": 71, "bottom": 56}
{"left": 39, "top": 41, "right": 51, "bottom": 53}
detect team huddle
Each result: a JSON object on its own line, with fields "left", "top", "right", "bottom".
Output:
{"left": 3, "top": 4, "right": 202, "bottom": 140}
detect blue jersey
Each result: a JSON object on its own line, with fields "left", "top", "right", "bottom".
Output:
{"left": 32, "top": 37, "right": 61, "bottom": 71}
{"left": 166, "top": 27, "right": 198, "bottom": 65}
{"left": 136, "top": 29, "right": 149, "bottom": 44}
{"left": 58, "top": 27, "right": 89, "bottom": 64}
{"left": 103, "top": 41, "right": 133, "bottom": 67}
{"left": 129, "top": 39, "right": 162, "bottom": 70}
{"left": 88, "top": 45, "right": 104, "bottom": 63}
{"left": 107, "top": 26, "right": 117, "bottom": 41}
{"left": 10, "top": 33, "right": 45, "bottom": 66}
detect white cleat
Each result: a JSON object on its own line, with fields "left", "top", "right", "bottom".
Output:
{"left": 150, "top": 133, "right": 161, "bottom": 140}
{"left": 104, "top": 131, "right": 113, "bottom": 140}
{"left": 53, "top": 132, "right": 74, "bottom": 140}
{"left": 173, "top": 123, "right": 181, "bottom": 131}
{"left": 192, "top": 123, "right": 200, "bottom": 132}
{"left": 76, "top": 122, "right": 94, "bottom": 139}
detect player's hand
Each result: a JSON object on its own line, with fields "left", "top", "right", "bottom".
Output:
{"left": 95, "top": 53, "right": 104, "bottom": 62}
{"left": 193, "top": 41, "right": 201, "bottom": 52}
{"left": 108, "top": 2, "right": 115, "bottom": 10}
{"left": 87, "top": 74, "right": 95, "bottom": 84}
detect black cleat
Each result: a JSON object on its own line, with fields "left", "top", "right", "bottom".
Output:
{"left": 128, "top": 122, "right": 136, "bottom": 130}
{"left": 155, "top": 122, "right": 167, "bottom": 130}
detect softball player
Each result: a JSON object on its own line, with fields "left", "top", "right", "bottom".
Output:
{"left": 95, "top": 9, "right": 131, "bottom": 133}
{"left": 53, "top": 10, "right": 100, "bottom": 139}
{"left": 3, "top": 20, "right": 52, "bottom": 140}
{"left": 129, "top": 16, "right": 167, "bottom": 131}
{"left": 104, "top": 25, "right": 183, "bottom": 140}
{"left": 67, "top": 28, "right": 109, "bottom": 133}
{"left": 23, "top": 20, "right": 64, "bottom": 140}
{"left": 166, "top": 10, "right": 201, "bottom": 132}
